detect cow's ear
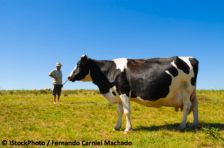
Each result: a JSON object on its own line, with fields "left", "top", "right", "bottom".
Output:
{"left": 81, "top": 55, "right": 88, "bottom": 63}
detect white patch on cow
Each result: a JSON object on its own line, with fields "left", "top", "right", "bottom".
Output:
{"left": 178, "top": 56, "right": 193, "bottom": 69}
{"left": 171, "top": 61, "right": 178, "bottom": 69}
{"left": 102, "top": 86, "right": 121, "bottom": 104}
{"left": 178, "top": 56, "right": 196, "bottom": 79}
{"left": 172, "top": 57, "right": 194, "bottom": 79}
{"left": 113, "top": 58, "right": 128, "bottom": 72}
{"left": 165, "top": 70, "right": 173, "bottom": 78}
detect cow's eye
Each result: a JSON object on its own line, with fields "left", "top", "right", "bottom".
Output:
{"left": 77, "top": 61, "right": 81, "bottom": 65}
{"left": 77, "top": 62, "right": 81, "bottom": 66}
{"left": 80, "top": 62, "right": 85, "bottom": 66}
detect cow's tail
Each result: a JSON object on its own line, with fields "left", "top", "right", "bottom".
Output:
{"left": 189, "top": 57, "right": 199, "bottom": 114}
{"left": 190, "top": 57, "right": 199, "bottom": 86}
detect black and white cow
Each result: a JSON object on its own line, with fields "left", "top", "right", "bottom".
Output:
{"left": 68, "top": 55, "right": 199, "bottom": 133}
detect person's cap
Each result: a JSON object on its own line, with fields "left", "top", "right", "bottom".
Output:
{"left": 56, "top": 62, "right": 62, "bottom": 67}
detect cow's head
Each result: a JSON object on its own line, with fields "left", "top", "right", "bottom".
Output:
{"left": 68, "top": 55, "right": 92, "bottom": 82}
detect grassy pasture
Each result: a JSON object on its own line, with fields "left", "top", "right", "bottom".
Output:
{"left": 0, "top": 90, "right": 224, "bottom": 147}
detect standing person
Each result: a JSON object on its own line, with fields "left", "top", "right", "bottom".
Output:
{"left": 49, "top": 62, "right": 63, "bottom": 104}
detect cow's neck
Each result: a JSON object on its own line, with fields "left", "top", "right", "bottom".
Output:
{"left": 88, "top": 59, "right": 114, "bottom": 94}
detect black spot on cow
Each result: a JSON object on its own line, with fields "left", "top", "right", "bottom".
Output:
{"left": 167, "top": 66, "right": 178, "bottom": 77}
{"left": 88, "top": 60, "right": 113, "bottom": 94}
{"left": 142, "top": 72, "right": 172, "bottom": 100}
{"left": 115, "top": 70, "right": 130, "bottom": 96}
{"left": 175, "top": 57, "right": 190, "bottom": 74}
{"left": 88, "top": 59, "right": 124, "bottom": 95}
{"left": 126, "top": 59, "right": 173, "bottom": 101}
{"left": 189, "top": 58, "right": 199, "bottom": 86}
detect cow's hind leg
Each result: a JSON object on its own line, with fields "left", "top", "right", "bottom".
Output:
{"left": 114, "top": 103, "right": 123, "bottom": 131}
{"left": 120, "top": 94, "right": 132, "bottom": 133}
{"left": 191, "top": 91, "right": 198, "bottom": 128}
{"left": 178, "top": 91, "right": 192, "bottom": 130}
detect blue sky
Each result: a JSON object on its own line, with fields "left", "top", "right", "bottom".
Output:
{"left": 0, "top": 0, "right": 224, "bottom": 90}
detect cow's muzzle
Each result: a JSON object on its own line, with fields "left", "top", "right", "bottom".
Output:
{"left": 67, "top": 76, "right": 75, "bottom": 82}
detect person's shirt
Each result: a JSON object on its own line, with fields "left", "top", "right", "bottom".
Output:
{"left": 49, "top": 69, "right": 63, "bottom": 85}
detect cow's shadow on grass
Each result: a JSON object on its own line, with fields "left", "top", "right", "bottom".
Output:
{"left": 134, "top": 122, "right": 224, "bottom": 132}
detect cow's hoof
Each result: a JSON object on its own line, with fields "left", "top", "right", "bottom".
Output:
{"left": 113, "top": 127, "right": 121, "bottom": 131}
{"left": 177, "top": 125, "right": 186, "bottom": 131}
{"left": 123, "top": 129, "right": 132, "bottom": 134}
{"left": 193, "top": 123, "right": 198, "bottom": 128}
{"left": 193, "top": 123, "right": 201, "bottom": 129}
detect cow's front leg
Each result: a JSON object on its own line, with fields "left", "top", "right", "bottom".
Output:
{"left": 114, "top": 103, "right": 123, "bottom": 131}
{"left": 120, "top": 94, "right": 132, "bottom": 133}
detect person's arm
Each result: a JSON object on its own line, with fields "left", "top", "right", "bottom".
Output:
{"left": 49, "top": 71, "right": 58, "bottom": 81}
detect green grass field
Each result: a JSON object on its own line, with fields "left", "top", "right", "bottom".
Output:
{"left": 0, "top": 90, "right": 223, "bottom": 147}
